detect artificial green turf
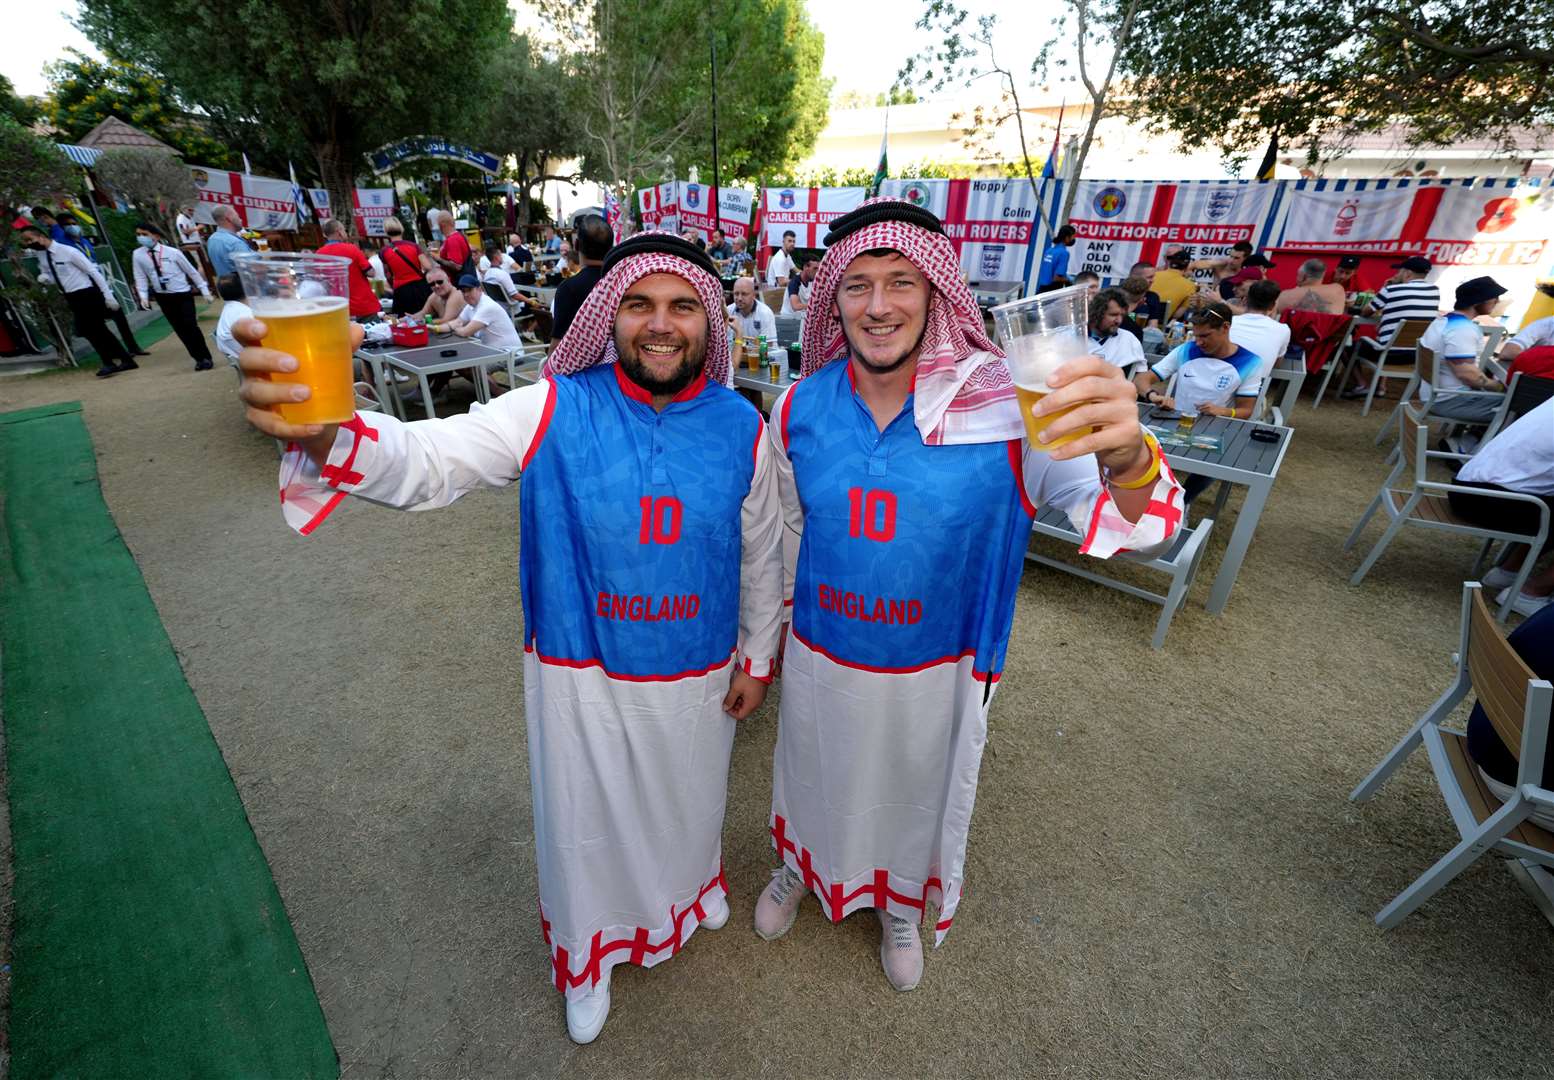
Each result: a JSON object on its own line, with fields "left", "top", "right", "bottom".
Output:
{"left": 0, "top": 401, "right": 338, "bottom": 1078}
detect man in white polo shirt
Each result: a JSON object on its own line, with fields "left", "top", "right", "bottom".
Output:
{"left": 1087, "top": 288, "right": 1145, "bottom": 372}
{"left": 1418, "top": 276, "right": 1507, "bottom": 424}
{"left": 1450, "top": 396, "right": 1554, "bottom": 617}
{"left": 727, "top": 276, "right": 776, "bottom": 340}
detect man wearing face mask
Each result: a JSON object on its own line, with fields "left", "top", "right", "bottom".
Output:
{"left": 20, "top": 224, "right": 136, "bottom": 377}
{"left": 132, "top": 222, "right": 214, "bottom": 370}
{"left": 36, "top": 207, "right": 150, "bottom": 358}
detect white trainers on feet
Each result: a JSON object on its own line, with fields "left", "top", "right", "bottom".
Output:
{"left": 1482, "top": 565, "right": 1518, "bottom": 591}
{"left": 753, "top": 866, "right": 807, "bottom": 940}
{"left": 566, "top": 977, "right": 611, "bottom": 1044}
{"left": 700, "top": 891, "right": 730, "bottom": 930}
{"left": 878, "top": 910, "right": 923, "bottom": 992}
{"left": 1497, "top": 586, "right": 1554, "bottom": 618}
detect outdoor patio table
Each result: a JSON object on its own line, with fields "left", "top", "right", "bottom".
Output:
{"left": 370, "top": 340, "right": 509, "bottom": 420}
{"left": 1138, "top": 403, "right": 1293, "bottom": 614}
{"left": 731, "top": 363, "right": 797, "bottom": 407}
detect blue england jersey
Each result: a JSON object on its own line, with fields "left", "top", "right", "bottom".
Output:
{"left": 780, "top": 358, "right": 1037, "bottom": 681}
{"left": 519, "top": 364, "right": 762, "bottom": 678}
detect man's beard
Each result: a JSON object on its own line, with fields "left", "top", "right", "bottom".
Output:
{"left": 617, "top": 333, "right": 707, "bottom": 397}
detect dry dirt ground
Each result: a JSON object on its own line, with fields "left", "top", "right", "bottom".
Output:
{"left": 4, "top": 322, "right": 1553, "bottom": 1079}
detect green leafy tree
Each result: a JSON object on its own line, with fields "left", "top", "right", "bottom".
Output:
{"left": 77, "top": 0, "right": 511, "bottom": 235}
{"left": 0, "top": 74, "right": 41, "bottom": 127}
{"left": 93, "top": 147, "right": 197, "bottom": 239}
{"left": 44, "top": 50, "right": 233, "bottom": 165}
{"left": 468, "top": 34, "right": 585, "bottom": 227}
{"left": 539, "top": 0, "right": 830, "bottom": 194}
{"left": 0, "top": 118, "right": 79, "bottom": 363}
{"left": 1108, "top": 0, "right": 1554, "bottom": 169}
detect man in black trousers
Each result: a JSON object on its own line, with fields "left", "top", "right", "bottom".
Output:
{"left": 19, "top": 224, "right": 135, "bottom": 377}
{"left": 132, "top": 222, "right": 214, "bottom": 370}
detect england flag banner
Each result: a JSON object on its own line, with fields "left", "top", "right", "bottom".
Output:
{"left": 308, "top": 188, "right": 332, "bottom": 222}
{"left": 1061, "top": 179, "right": 1282, "bottom": 284}
{"left": 760, "top": 186, "right": 866, "bottom": 248}
{"left": 678, "top": 183, "right": 754, "bottom": 241}
{"left": 878, "top": 177, "right": 1043, "bottom": 284}
{"left": 1274, "top": 177, "right": 1553, "bottom": 322}
{"left": 189, "top": 165, "right": 298, "bottom": 230}
{"left": 350, "top": 188, "right": 396, "bottom": 237}
{"left": 638, "top": 183, "right": 679, "bottom": 233}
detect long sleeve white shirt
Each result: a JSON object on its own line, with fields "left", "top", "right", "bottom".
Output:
{"left": 132, "top": 243, "right": 210, "bottom": 306}
{"left": 34, "top": 241, "right": 114, "bottom": 303}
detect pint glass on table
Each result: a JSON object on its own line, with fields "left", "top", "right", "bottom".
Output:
{"left": 234, "top": 251, "right": 356, "bottom": 425}
{"left": 992, "top": 283, "right": 1094, "bottom": 451}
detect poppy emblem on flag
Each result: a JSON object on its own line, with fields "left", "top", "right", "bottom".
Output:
{"left": 779, "top": 189, "right": 796, "bottom": 209}
{"left": 1093, "top": 187, "right": 1126, "bottom": 218}
{"left": 1205, "top": 189, "right": 1239, "bottom": 222}
{"left": 685, "top": 185, "right": 701, "bottom": 208}
{"left": 903, "top": 184, "right": 930, "bottom": 208}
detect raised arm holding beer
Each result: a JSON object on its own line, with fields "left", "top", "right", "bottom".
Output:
{"left": 750, "top": 200, "right": 1183, "bottom": 994}
{"left": 232, "top": 234, "right": 786, "bottom": 1046}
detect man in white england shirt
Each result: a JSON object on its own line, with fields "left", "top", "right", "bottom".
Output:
{"left": 727, "top": 276, "right": 776, "bottom": 340}
{"left": 767, "top": 229, "right": 797, "bottom": 287}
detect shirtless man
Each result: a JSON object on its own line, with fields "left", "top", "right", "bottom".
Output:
{"left": 1275, "top": 259, "right": 1347, "bottom": 316}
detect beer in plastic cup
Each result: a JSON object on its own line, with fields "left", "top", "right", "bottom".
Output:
{"left": 992, "top": 284, "right": 1094, "bottom": 450}
{"left": 235, "top": 252, "right": 355, "bottom": 425}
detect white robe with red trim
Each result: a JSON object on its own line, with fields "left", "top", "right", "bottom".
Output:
{"left": 276, "top": 383, "right": 786, "bottom": 999}
{"left": 766, "top": 380, "right": 1183, "bottom": 944}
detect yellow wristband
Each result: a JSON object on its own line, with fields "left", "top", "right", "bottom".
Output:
{"left": 1109, "top": 433, "right": 1161, "bottom": 490}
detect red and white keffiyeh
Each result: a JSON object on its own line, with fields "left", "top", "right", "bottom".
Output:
{"left": 800, "top": 198, "right": 1023, "bottom": 445}
{"left": 541, "top": 238, "right": 733, "bottom": 387}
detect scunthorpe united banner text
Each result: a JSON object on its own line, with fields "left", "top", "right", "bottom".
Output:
{"left": 190, "top": 165, "right": 298, "bottom": 230}
{"left": 1061, "top": 179, "right": 1282, "bottom": 281}
{"left": 878, "top": 178, "right": 1042, "bottom": 283}
{"left": 678, "top": 183, "right": 754, "bottom": 240}
{"left": 760, "top": 186, "right": 867, "bottom": 248}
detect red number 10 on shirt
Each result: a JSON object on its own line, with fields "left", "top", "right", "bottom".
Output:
{"left": 638, "top": 496, "right": 682, "bottom": 544}
{"left": 847, "top": 487, "right": 896, "bottom": 542}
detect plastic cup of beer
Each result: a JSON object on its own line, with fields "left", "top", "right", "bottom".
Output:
{"left": 991, "top": 283, "right": 1094, "bottom": 450}
{"left": 234, "top": 251, "right": 355, "bottom": 425}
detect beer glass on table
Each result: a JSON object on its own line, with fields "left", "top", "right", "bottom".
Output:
{"left": 991, "top": 283, "right": 1093, "bottom": 451}
{"left": 235, "top": 252, "right": 355, "bottom": 425}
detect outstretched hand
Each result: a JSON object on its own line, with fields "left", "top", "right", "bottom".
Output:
{"left": 234, "top": 317, "right": 365, "bottom": 464}
{"left": 1028, "top": 355, "right": 1150, "bottom": 473}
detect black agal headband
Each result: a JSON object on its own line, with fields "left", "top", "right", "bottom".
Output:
{"left": 823, "top": 200, "right": 946, "bottom": 246}
{"left": 602, "top": 232, "right": 720, "bottom": 280}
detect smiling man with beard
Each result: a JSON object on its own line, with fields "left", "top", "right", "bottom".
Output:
{"left": 231, "top": 232, "right": 784, "bottom": 1044}
{"left": 753, "top": 200, "right": 1184, "bottom": 991}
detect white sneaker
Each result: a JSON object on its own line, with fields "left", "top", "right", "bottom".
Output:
{"left": 878, "top": 910, "right": 923, "bottom": 992}
{"left": 565, "top": 977, "right": 611, "bottom": 1044}
{"left": 753, "top": 866, "right": 807, "bottom": 940}
{"left": 700, "top": 891, "right": 730, "bottom": 930}
{"left": 1496, "top": 586, "right": 1554, "bottom": 618}
{"left": 1482, "top": 566, "right": 1518, "bottom": 591}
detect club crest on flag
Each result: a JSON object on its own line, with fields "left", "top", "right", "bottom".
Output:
{"left": 1093, "top": 186, "right": 1126, "bottom": 218}
{"left": 779, "top": 189, "right": 796, "bottom": 209}
{"left": 1333, "top": 199, "right": 1360, "bottom": 237}
{"left": 903, "top": 183, "right": 930, "bottom": 208}
{"left": 685, "top": 184, "right": 701, "bottom": 209}
{"left": 1205, "top": 188, "right": 1239, "bottom": 222}
{"left": 191, "top": 169, "right": 210, "bottom": 185}
{"left": 980, "top": 245, "right": 1006, "bottom": 278}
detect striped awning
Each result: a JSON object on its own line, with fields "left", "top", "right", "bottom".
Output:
{"left": 57, "top": 144, "right": 102, "bottom": 168}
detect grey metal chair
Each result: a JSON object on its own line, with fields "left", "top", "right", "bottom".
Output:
{"left": 1026, "top": 506, "right": 1215, "bottom": 650}
{"left": 1344, "top": 403, "right": 1548, "bottom": 621}
{"left": 1350, "top": 581, "right": 1554, "bottom": 929}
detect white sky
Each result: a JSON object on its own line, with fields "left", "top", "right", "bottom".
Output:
{"left": 3, "top": 0, "right": 1069, "bottom": 103}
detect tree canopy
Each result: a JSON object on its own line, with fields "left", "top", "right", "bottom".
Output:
{"left": 77, "top": 0, "right": 511, "bottom": 232}
{"left": 1108, "top": 0, "right": 1554, "bottom": 167}
{"left": 537, "top": 0, "right": 830, "bottom": 192}
{"left": 0, "top": 74, "right": 41, "bottom": 128}
{"left": 44, "top": 50, "right": 234, "bottom": 166}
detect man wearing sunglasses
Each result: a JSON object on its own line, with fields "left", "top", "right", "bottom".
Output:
{"left": 411, "top": 270, "right": 467, "bottom": 326}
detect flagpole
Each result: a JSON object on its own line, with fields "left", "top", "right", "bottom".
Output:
{"left": 708, "top": 0, "right": 721, "bottom": 241}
